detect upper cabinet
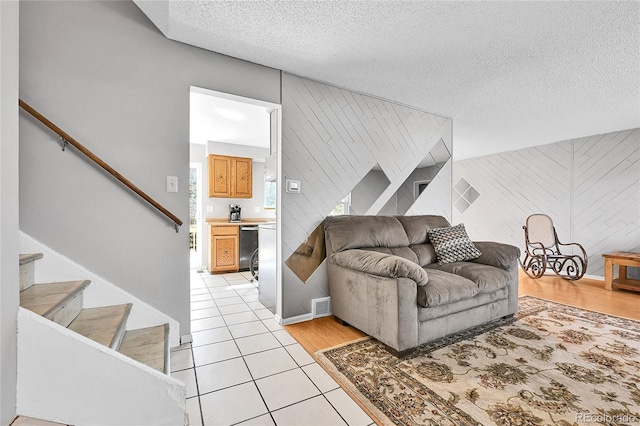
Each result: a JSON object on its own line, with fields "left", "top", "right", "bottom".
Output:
{"left": 208, "top": 154, "right": 253, "bottom": 198}
{"left": 209, "top": 155, "right": 232, "bottom": 197}
{"left": 231, "top": 157, "right": 253, "bottom": 198}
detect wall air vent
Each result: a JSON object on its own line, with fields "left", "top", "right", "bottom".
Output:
{"left": 311, "top": 297, "right": 331, "bottom": 319}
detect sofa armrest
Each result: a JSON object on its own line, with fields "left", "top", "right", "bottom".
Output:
{"left": 328, "top": 263, "right": 419, "bottom": 353}
{"left": 471, "top": 242, "right": 521, "bottom": 270}
{"left": 330, "top": 249, "right": 428, "bottom": 286}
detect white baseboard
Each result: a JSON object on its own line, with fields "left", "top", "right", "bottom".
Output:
{"left": 583, "top": 274, "right": 604, "bottom": 281}
{"left": 281, "top": 313, "right": 313, "bottom": 325}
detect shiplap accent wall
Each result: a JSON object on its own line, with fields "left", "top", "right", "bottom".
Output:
{"left": 281, "top": 73, "right": 452, "bottom": 318}
{"left": 454, "top": 128, "right": 640, "bottom": 278}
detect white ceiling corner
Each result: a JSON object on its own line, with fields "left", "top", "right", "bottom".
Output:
{"left": 136, "top": 0, "right": 640, "bottom": 160}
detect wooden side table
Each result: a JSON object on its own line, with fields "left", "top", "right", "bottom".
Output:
{"left": 602, "top": 252, "right": 640, "bottom": 292}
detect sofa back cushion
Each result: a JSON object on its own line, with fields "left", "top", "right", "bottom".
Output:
{"left": 410, "top": 244, "right": 438, "bottom": 266}
{"left": 396, "top": 215, "right": 451, "bottom": 245}
{"left": 364, "top": 247, "right": 419, "bottom": 264}
{"left": 323, "top": 215, "right": 410, "bottom": 255}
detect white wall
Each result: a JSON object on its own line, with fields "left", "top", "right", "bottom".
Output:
{"left": 190, "top": 143, "right": 276, "bottom": 270}
{"left": 19, "top": 1, "right": 280, "bottom": 336}
{"left": 0, "top": 1, "right": 20, "bottom": 423}
{"left": 17, "top": 308, "right": 185, "bottom": 426}
{"left": 454, "top": 128, "right": 640, "bottom": 278}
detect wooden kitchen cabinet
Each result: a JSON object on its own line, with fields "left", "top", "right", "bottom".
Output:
{"left": 231, "top": 157, "right": 252, "bottom": 198}
{"left": 209, "top": 226, "right": 239, "bottom": 273}
{"left": 208, "top": 155, "right": 231, "bottom": 198}
{"left": 208, "top": 154, "right": 252, "bottom": 198}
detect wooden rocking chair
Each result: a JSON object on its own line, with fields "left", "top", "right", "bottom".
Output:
{"left": 521, "top": 214, "right": 588, "bottom": 280}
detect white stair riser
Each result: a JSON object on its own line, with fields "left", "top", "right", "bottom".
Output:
{"left": 20, "top": 262, "right": 35, "bottom": 291}
{"left": 48, "top": 293, "right": 83, "bottom": 328}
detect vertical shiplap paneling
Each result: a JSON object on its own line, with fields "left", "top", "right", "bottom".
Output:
{"left": 281, "top": 73, "right": 452, "bottom": 318}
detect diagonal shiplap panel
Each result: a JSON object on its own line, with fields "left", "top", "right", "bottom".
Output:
{"left": 281, "top": 73, "right": 451, "bottom": 318}
{"left": 407, "top": 159, "right": 453, "bottom": 219}
{"left": 572, "top": 129, "right": 640, "bottom": 276}
{"left": 454, "top": 128, "right": 640, "bottom": 279}
{"left": 453, "top": 141, "right": 573, "bottom": 247}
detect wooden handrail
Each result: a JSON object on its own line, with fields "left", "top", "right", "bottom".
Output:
{"left": 19, "top": 99, "right": 183, "bottom": 231}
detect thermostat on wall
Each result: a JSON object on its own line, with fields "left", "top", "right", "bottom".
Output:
{"left": 286, "top": 180, "right": 301, "bottom": 193}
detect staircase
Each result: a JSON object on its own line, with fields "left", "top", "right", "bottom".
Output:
{"left": 19, "top": 253, "right": 170, "bottom": 374}
{"left": 17, "top": 252, "right": 185, "bottom": 425}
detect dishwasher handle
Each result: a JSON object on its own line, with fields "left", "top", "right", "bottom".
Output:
{"left": 240, "top": 226, "right": 260, "bottom": 231}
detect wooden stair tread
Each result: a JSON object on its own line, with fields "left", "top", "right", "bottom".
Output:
{"left": 19, "top": 252, "right": 43, "bottom": 265}
{"left": 20, "top": 280, "right": 90, "bottom": 318}
{"left": 68, "top": 304, "right": 132, "bottom": 349}
{"left": 119, "top": 324, "right": 169, "bottom": 373}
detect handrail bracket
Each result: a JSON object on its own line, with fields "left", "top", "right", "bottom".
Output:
{"left": 61, "top": 137, "right": 69, "bottom": 152}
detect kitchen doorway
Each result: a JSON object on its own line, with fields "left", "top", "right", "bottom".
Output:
{"left": 189, "top": 86, "right": 282, "bottom": 318}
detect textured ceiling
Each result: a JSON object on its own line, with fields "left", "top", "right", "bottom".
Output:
{"left": 135, "top": 1, "right": 640, "bottom": 160}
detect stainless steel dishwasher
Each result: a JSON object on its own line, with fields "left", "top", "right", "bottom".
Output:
{"left": 239, "top": 225, "right": 259, "bottom": 271}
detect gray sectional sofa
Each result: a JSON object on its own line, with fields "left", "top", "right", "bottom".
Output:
{"left": 323, "top": 215, "right": 520, "bottom": 356}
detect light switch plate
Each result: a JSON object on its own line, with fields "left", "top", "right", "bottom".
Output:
{"left": 166, "top": 176, "right": 178, "bottom": 192}
{"left": 286, "top": 179, "right": 301, "bottom": 193}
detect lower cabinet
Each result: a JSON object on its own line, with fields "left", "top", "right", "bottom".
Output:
{"left": 209, "top": 226, "right": 239, "bottom": 273}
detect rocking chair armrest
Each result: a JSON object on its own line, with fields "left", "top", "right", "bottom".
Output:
{"left": 556, "top": 241, "right": 588, "bottom": 259}
{"left": 525, "top": 241, "right": 547, "bottom": 250}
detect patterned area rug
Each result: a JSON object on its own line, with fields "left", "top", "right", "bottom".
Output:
{"left": 316, "top": 296, "right": 640, "bottom": 425}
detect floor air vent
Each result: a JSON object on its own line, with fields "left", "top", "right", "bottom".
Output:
{"left": 312, "top": 297, "right": 331, "bottom": 319}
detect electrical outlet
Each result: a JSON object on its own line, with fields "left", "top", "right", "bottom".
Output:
{"left": 206, "top": 206, "right": 214, "bottom": 213}
{"left": 166, "top": 176, "right": 178, "bottom": 193}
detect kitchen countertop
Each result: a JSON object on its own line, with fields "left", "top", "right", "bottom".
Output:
{"left": 206, "top": 218, "right": 275, "bottom": 226}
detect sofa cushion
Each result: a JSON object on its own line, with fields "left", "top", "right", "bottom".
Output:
{"left": 426, "top": 262, "right": 511, "bottom": 294}
{"left": 410, "top": 244, "right": 438, "bottom": 266}
{"left": 416, "top": 269, "right": 479, "bottom": 308}
{"left": 396, "top": 215, "right": 451, "bottom": 245}
{"left": 323, "top": 216, "right": 409, "bottom": 255}
{"left": 365, "top": 247, "right": 419, "bottom": 264}
{"left": 427, "top": 223, "right": 482, "bottom": 264}
{"left": 418, "top": 287, "right": 508, "bottom": 322}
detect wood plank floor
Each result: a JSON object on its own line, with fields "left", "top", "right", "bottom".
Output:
{"left": 285, "top": 271, "right": 640, "bottom": 355}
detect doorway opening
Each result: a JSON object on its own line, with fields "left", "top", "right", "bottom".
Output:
{"left": 189, "top": 86, "right": 281, "bottom": 316}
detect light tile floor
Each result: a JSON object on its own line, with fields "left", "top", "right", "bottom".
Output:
{"left": 173, "top": 270, "right": 374, "bottom": 426}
